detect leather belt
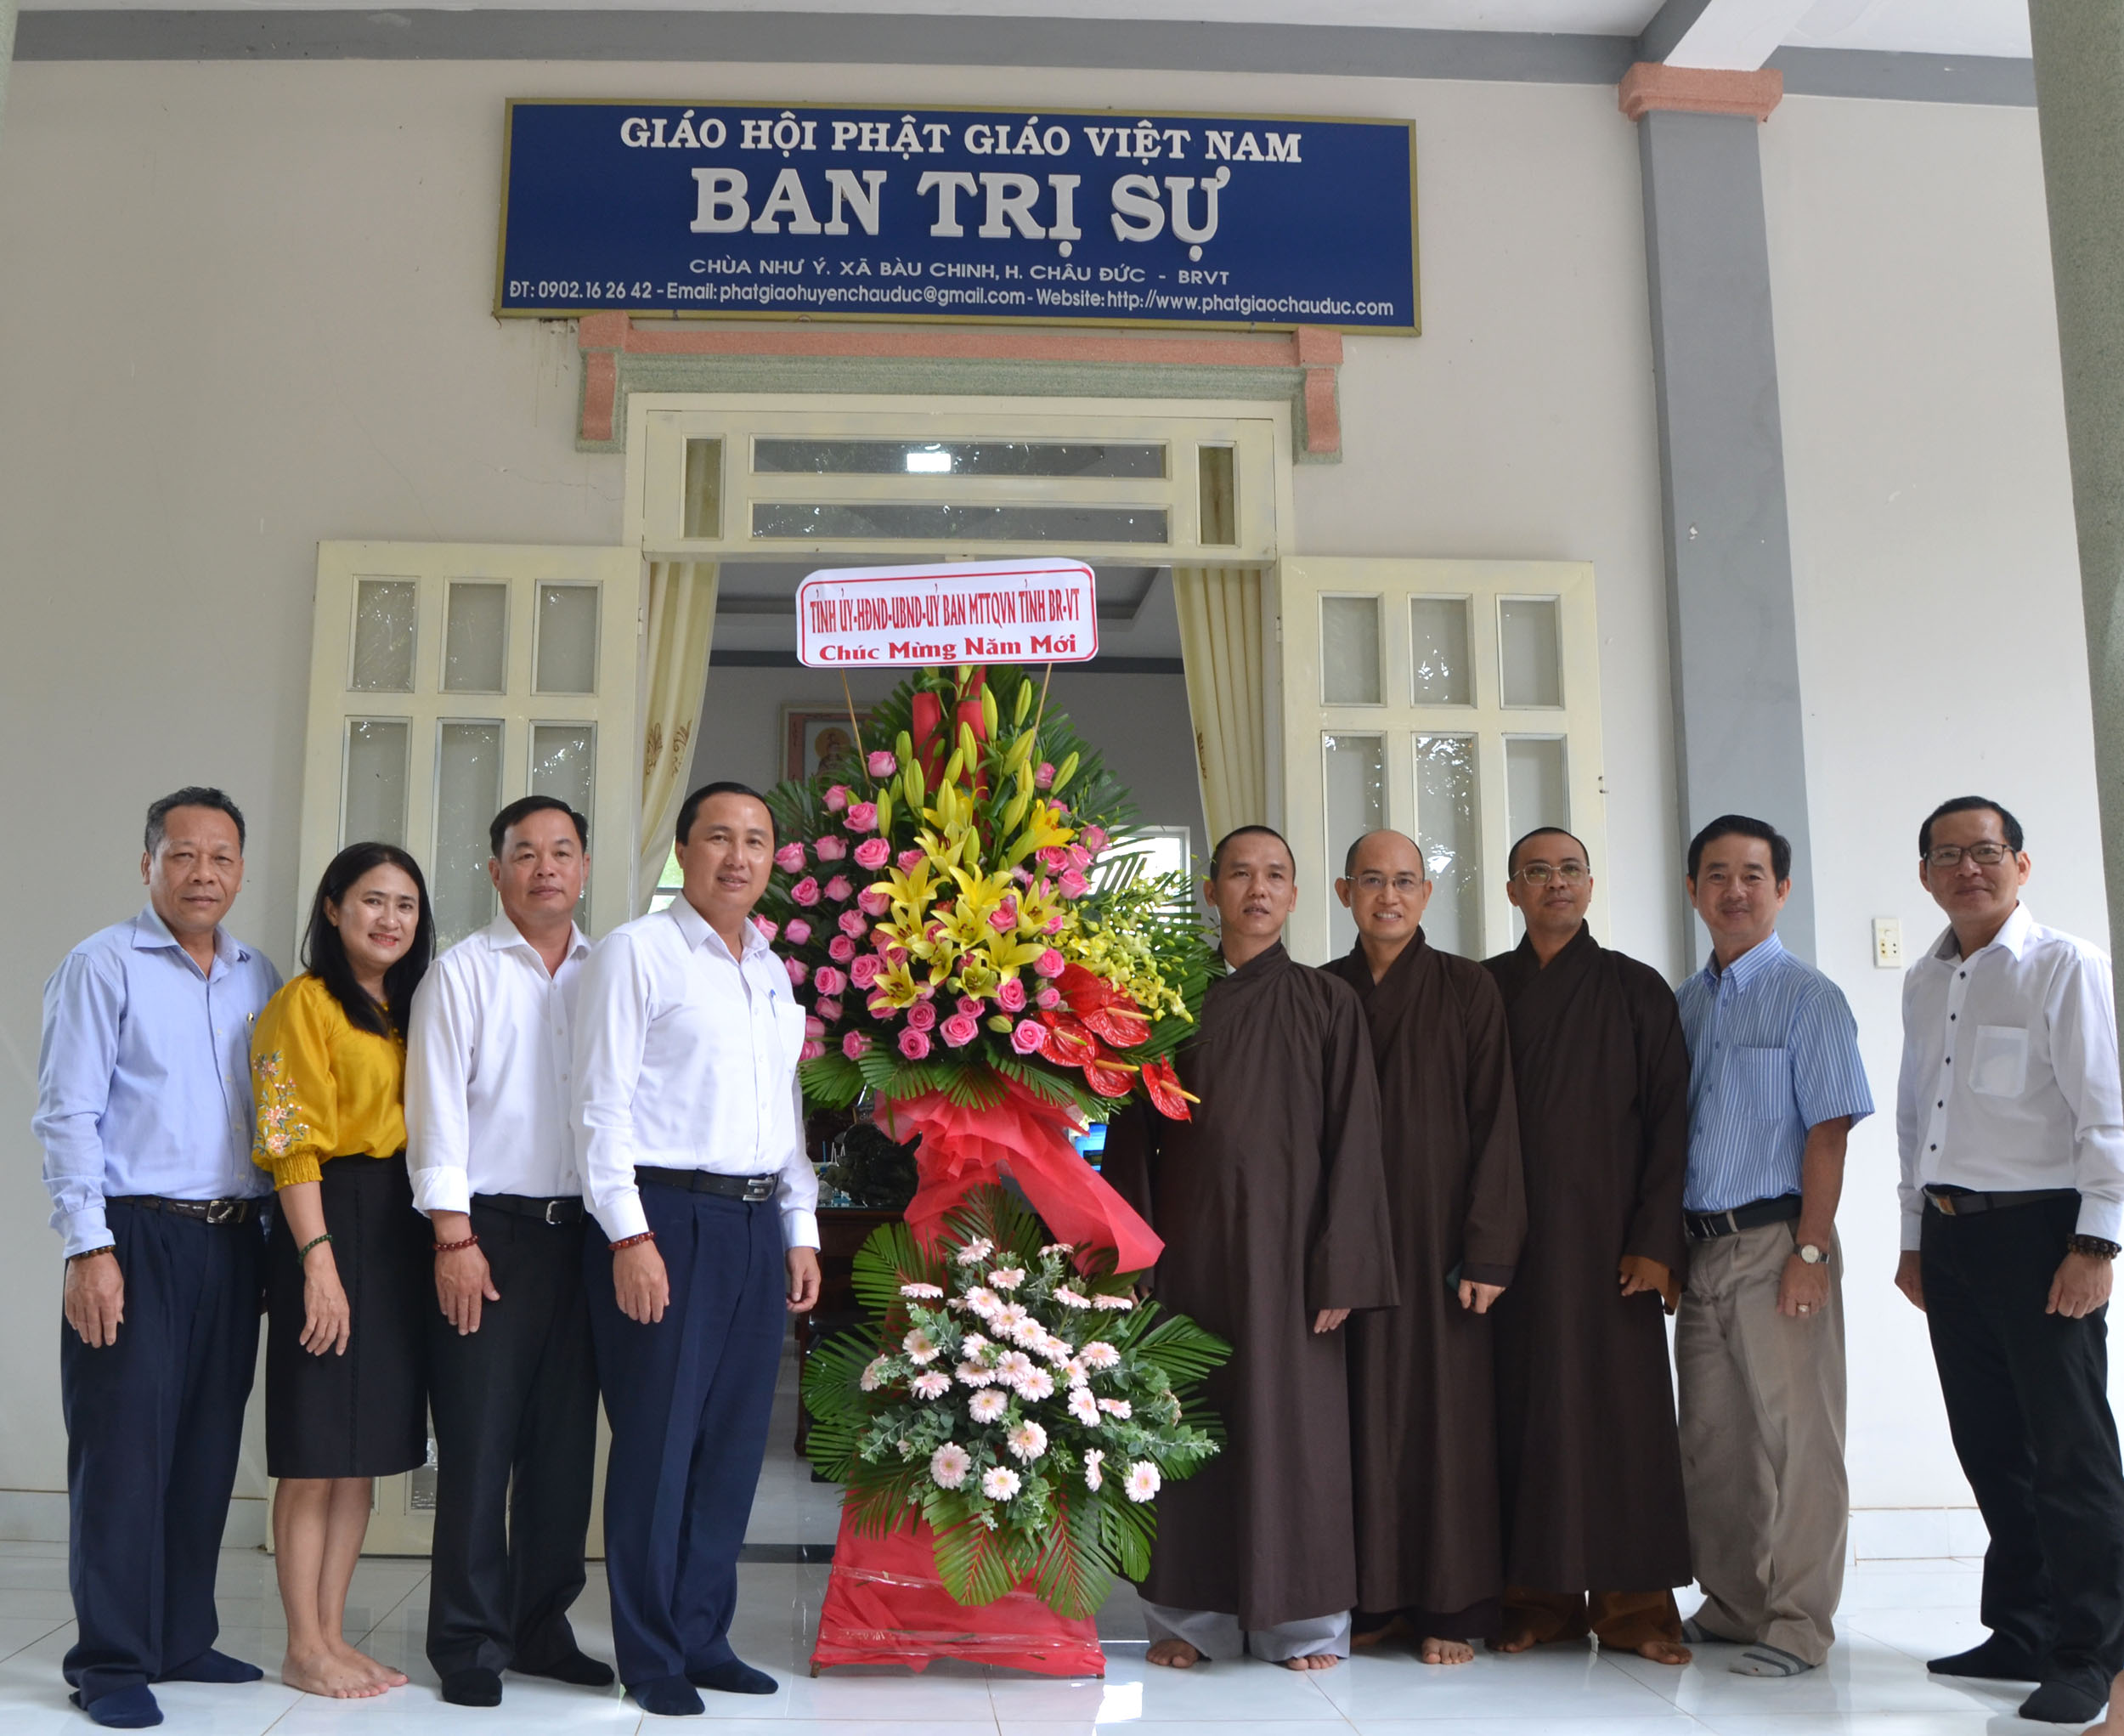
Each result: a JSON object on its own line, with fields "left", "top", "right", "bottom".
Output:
{"left": 636, "top": 1166, "right": 777, "bottom": 1203}
{"left": 106, "top": 1194, "right": 257, "bottom": 1224}
{"left": 472, "top": 1192, "right": 583, "bottom": 1225}
{"left": 1923, "top": 1186, "right": 2080, "bottom": 1218}
{"left": 1685, "top": 1195, "right": 1803, "bottom": 1241}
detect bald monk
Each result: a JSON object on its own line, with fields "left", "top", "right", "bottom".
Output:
{"left": 1483, "top": 828, "right": 1693, "bottom": 1666}
{"left": 1324, "top": 829, "right": 1525, "bottom": 1667}
{"left": 1103, "top": 825, "right": 1398, "bottom": 1671}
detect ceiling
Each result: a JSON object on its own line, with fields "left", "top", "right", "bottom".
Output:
{"left": 17, "top": 0, "right": 2034, "bottom": 61}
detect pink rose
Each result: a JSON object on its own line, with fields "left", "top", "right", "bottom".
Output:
{"left": 906, "top": 999, "right": 938, "bottom": 1033}
{"left": 1038, "top": 846, "right": 1069, "bottom": 873}
{"left": 799, "top": 1038, "right": 827, "bottom": 1061}
{"left": 884, "top": 944, "right": 911, "bottom": 970}
{"left": 1036, "top": 986, "right": 1062, "bottom": 1009}
{"left": 785, "top": 958, "right": 809, "bottom": 987}
{"left": 775, "top": 841, "right": 807, "bottom": 873}
{"left": 816, "top": 997, "right": 843, "bottom": 1022}
{"left": 897, "top": 849, "right": 927, "bottom": 873}
{"left": 823, "top": 783, "right": 850, "bottom": 813}
{"left": 842, "top": 1031, "right": 871, "bottom": 1060}
{"left": 752, "top": 916, "right": 779, "bottom": 943}
{"left": 783, "top": 918, "right": 812, "bottom": 947}
{"left": 804, "top": 1015, "right": 827, "bottom": 1042}
{"left": 1058, "top": 868, "right": 1089, "bottom": 899}
{"left": 824, "top": 875, "right": 853, "bottom": 902}
{"left": 987, "top": 895, "right": 1019, "bottom": 933}
{"left": 1011, "top": 1019, "right": 1048, "bottom": 1056}
{"left": 867, "top": 749, "right": 898, "bottom": 778}
{"left": 812, "top": 965, "right": 847, "bottom": 998}
{"left": 898, "top": 1026, "right": 932, "bottom": 1060}
{"left": 828, "top": 935, "right": 856, "bottom": 963}
{"left": 839, "top": 908, "right": 868, "bottom": 938}
{"left": 867, "top": 993, "right": 897, "bottom": 1021}
{"left": 845, "top": 803, "right": 878, "bottom": 834}
{"left": 996, "top": 976, "right": 1028, "bottom": 1013}
{"left": 849, "top": 954, "right": 883, "bottom": 990}
{"left": 1081, "top": 825, "right": 1109, "bottom": 856}
{"left": 1035, "top": 762, "right": 1056, "bottom": 790}
{"left": 857, "top": 885, "right": 891, "bottom": 917}
{"left": 790, "top": 876, "right": 822, "bottom": 907}
{"left": 1043, "top": 913, "right": 1065, "bottom": 935}
{"left": 957, "top": 995, "right": 984, "bottom": 1018}
{"left": 941, "top": 1012, "right": 980, "bottom": 1049}
{"left": 1034, "top": 948, "right": 1065, "bottom": 978}
{"left": 815, "top": 834, "right": 848, "bottom": 862}
{"left": 1067, "top": 844, "right": 1092, "bottom": 872}
{"left": 853, "top": 838, "right": 890, "bottom": 870}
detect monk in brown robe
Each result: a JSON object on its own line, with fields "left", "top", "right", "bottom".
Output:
{"left": 1104, "top": 825, "right": 1397, "bottom": 1671}
{"left": 1483, "top": 827, "right": 1693, "bottom": 1665}
{"left": 1324, "top": 828, "right": 1525, "bottom": 1667}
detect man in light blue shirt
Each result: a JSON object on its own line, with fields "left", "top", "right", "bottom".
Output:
{"left": 32, "top": 789, "right": 281, "bottom": 1730}
{"left": 1672, "top": 814, "right": 1873, "bottom": 1682}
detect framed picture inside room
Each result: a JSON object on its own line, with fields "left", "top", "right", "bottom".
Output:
{"left": 783, "top": 706, "right": 875, "bottom": 783}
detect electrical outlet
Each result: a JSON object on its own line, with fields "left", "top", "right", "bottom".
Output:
{"left": 1873, "top": 917, "right": 1903, "bottom": 970}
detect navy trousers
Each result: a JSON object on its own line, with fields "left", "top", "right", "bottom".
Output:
{"left": 61, "top": 1201, "right": 263, "bottom": 1707}
{"left": 585, "top": 1188, "right": 784, "bottom": 1690}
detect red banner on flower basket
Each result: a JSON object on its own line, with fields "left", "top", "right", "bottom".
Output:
{"left": 811, "top": 1514, "right": 1104, "bottom": 1678}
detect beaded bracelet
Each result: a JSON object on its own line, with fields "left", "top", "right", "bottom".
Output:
{"left": 432, "top": 1233, "right": 480, "bottom": 1254}
{"left": 609, "top": 1230, "right": 657, "bottom": 1252}
{"left": 297, "top": 1232, "right": 335, "bottom": 1263}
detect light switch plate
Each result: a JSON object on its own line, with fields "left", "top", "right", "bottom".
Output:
{"left": 1873, "top": 917, "right": 1903, "bottom": 969}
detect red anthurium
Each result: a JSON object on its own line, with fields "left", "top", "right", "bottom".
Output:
{"left": 1083, "top": 1058, "right": 1136, "bottom": 1098}
{"left": 1140, "top": 1055, "right": 1197, "bottom": 1122}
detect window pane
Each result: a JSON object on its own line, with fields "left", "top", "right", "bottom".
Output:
{"left": 1320, "top": 596, "right": 1383, "bottom": 705}
{"left": 750, "top": 502, "right": 1167, "bottom": 543}
{"left": 1409, "top": 597, "right": 1472, "bottom": 705}
{"left": 684, "top": 438, "right": 723, "bottom": 539}
{"left": 535, "top": 585, "right": 600, "bottom": 695}
{"left": 342, "top": 720, "right": 409, "bottom": 848}
{"left": 1500, "top": 597, "right": 1563, "bottom": 707}
{"left": 1415, "top": 735, "right": 1481, "bottom": 957}
{"left": 442, "top": 582, "right": 508, "bottom": 693}
{"left": 350, "top": 580, "right": 417, "bottom": 693}
{"left": 1198, "top": 445, "right": 1236, "bottom": 546}
{"left": 432, "top": 722, "right": 502, "bottom": 947}
{"left": 1505, "top": 737, "right": 1569, "bottom": 845}
{"left": 753, "top": 439, "right": 1165, "bottom": 478}
{"left": 531, "top": 724, "right": 596, "bottom": 820}
{"left": 1323, "top": 732, "right": 1384, "bottom": 961}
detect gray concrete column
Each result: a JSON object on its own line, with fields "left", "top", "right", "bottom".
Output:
{"left": 0, "top": 0, "right": 16, "bottom": 146}
{"left": 1638, "top": 103, "right": 1816, "bottom": 964}
{"left": 2029, "top": 4, "right": 2124, "bottom": 972}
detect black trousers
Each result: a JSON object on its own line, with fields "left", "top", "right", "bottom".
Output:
{"left": 1923, "top": 1194, "right": 2124, "bottom": 1694}
{"left": 61, "top": 1201, "right": 263, "bottom": 1707}
{"left": 425, "top": 1199, "right": 600, "bottom": 1678}
{"left": 585, "top": 1188, "right": 784, "bottom": 1690}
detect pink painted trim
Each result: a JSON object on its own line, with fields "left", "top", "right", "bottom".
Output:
{"left": 580, "top": 350, "right": 619, "bottom": 444}
{"left": 1618, "top": 62, "right": 1783, "bottom": 122}
{"left": 1303, "top": 369, "right": 1341, "bottom": 457}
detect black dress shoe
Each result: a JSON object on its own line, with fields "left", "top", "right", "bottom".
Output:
{"left": 686, "top": 1657, "right": 777, "bottom": 1695}
{"left": 513, "top": 1650, "right": 616, "bottom": 1688}
{"left": 2019, "top": 1677, "right": 2106, "bottom": 1724}
{"left": 1928, "top": 1638, "right": 2044, "bottom": 1681}
{"left": 439, "top": 1667, "right": 503, "bottom": 1706}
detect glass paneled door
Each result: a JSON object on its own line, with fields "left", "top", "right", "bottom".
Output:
{"left": 296, "top": 541, "right": 641, "bottom": 1553}
{"left": 1278, "top": 558, "right": 1607, "bottom": 966}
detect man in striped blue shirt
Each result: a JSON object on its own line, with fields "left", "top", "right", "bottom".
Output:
{"left": 1673, "top": 815, "right": 1873, "bottom": 1680}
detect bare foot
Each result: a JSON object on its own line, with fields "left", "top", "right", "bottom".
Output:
{"left": 330, "top": 1639, "right": 407, "bottom": 1688}
{"left": 1421, "top": 1637, "right": 1474, "bottom": 1666}
{"left": 1637, "top": 1639, "right": 1692, "bottom": 1666}
{"left": 1283, "top": 1652, "right": 1341, "bottom": 1671}
{"left": 1352, "top": 1613, "right": 1410, "bottom": 1651}
{"left": 1147, "top": 1638, "right": 1203, "bottom": 1669}
{"left": 283, "top": 1645, "right": 388, "bottom": 1699}
{"left": 1493, "top": 1629, "right": 1539, "bottom": 1654}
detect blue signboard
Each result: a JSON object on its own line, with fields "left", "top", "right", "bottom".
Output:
{"left": 496, "top": 100, "right": 1418, "bottom": 332}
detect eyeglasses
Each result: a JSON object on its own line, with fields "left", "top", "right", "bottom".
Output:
{"left": 1512, "top": 861, "right": 1589, "bottom": 887}
{"left": 1924, "top": 842, "right": 2015, "bottom": 868}
{"left": 1353, "top": 873, "right": 1426, "bottom": 894}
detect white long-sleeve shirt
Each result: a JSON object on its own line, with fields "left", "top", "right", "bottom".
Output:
{"left": 1897, "top": 903, "right": 2124, "bottom": 1249}
{"left": 571, "top": 897, "right": 818, "bottom": 1248}
{"left": 404, "top": 915, "right": 590, "bottom": 1215}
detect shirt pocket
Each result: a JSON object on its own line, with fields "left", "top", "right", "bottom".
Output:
{"left": 771, "top": 997, "right": 809, "bottom": 1069}
{"left": 1726, "top": 1046, "right": 1793, "bottom": 1124}
{"left": 1969, "top": 1024, "right": 2030, "bottom": 1099}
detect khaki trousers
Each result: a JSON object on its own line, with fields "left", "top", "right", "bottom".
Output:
{"left": 1675, "top": 1221, "right": 1847, "bottom": 1666}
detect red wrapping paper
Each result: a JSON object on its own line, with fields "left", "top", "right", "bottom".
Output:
{"left": 811, "top": 1515, "right": 1104, "bottom": 1678}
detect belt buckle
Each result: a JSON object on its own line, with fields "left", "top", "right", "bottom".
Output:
{"left": 745, "top": 1177, "right": 775, "bottom": 1203}
{"left": 205, "top": 1198, "right": 239, "bottom": 1225}
{"left": 545, "top": 1199, "right": 565, "bottom": 1225}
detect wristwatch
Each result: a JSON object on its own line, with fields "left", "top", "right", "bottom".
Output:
{"left": 1795, "top": 1242, "right": 1827, "bottom": 1265}
{"left": 2069, "top": 1234, "right": 2121, "bottom": 1260}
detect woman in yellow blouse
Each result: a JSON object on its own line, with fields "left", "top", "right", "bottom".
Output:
{"left": 251, "top": 842, "right": 435, "bottom": 1699}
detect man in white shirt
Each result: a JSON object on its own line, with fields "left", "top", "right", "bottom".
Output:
{"left": 405, "top": 795, "right": 613, "bottom": 1707}
{"left": 1894, "top": 795, "right": 2124, "bottom": 1728}
{"left": 573, "top": 781, "right": 822, "bottom": 1718}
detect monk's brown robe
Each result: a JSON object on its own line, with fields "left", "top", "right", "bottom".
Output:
{"left": 1103, "top": 942, "right": 1398, "bottom": 1629}
{"left": 1322, "top": 931, "right": 1525, "bottom": 1630}
{"left": 1483, "top": 925, "right": 1692, "bottom": 1594}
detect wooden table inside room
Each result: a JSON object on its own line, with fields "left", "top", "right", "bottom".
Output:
{"left": 793, "top": 1207, "right": 901, "bottom": 1456}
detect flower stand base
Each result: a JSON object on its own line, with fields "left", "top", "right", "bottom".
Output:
{"left": 810, "top": 1512, "right": 1104, "bottom": 1677}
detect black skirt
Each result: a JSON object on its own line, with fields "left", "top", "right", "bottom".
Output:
{"left": 265, "top": 1152, "right": 430, "bottom": 1479}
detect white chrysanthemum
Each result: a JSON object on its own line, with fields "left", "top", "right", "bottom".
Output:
{"left": 911, "top": 1371, "right": 952, "bottom": 1400}
{"left": 1064, "top": 1359, "right": 1089, "bottom": 1388}
{"left": 981, "top": 1466, "right": 1021, "bottom": 1501}
{"left": 993, "top": 1350, "right": 1036, "bottom": 1384}
{"left": 1098, "top": 1398, "right": 1133, "bottom": 1418}
{"left": 954, "top": 1237, "right": 995, "bottom": 1267}
{"left": 1006, "top": 1421, "right": 1048, "bottom": 1462}
{"left": 1041, "top": 1242, "right": 1076, "bottom": 1258}
{"left": 991, "top": 1301, "right": 1032, "bottom": 1337}
{"left": 902, "top": 1327, "right": 941, "bottom": 1365}
{"left": 1082, "top": 1448, "right": 1104, "bottom": 1491}
{"left": 1068, "top": 1387, "right": 1100, "bottom": 1425}
{"left": 988, "top": 1267, "right": 1026, "bottom": 1292}
{"left": 956, "top": 1360, "right": 997, "bottom": 1388}
{"left": 1016, "top": 1367, "right": 1056, "bottom": 1402}
{"left": 1054, "top": 1286, "right": 1092, "bottom": 1309}
{"left": 1093, "top": 1293, "right": 1136, "bottom": 1311}
{"left": 858, "top": 1356, "right": 890, "bottom": 1392}
{"left": 1040, "top": 1334, "right": 1075, "bottom": 1366}
{"left": 962, "top": 1286, "right": 1003, "bottom": 1319}
{"left": 1125, "top": 1461, "right": 1161, "bottom": 1503}
{"left": 1079, "top": 1341, "right": 1121, "bottom": 1371}
{"left": 900, "top": 1281, "right": 944, "bottom": 1300}
{"left": 969, "top": 1388, "right": 1009, "bottom": 1423}
{"left": 929, "top": 1443, "right": 972, "bottom": 1489}
{"left": 960, "top": 1332, "right": 990, "bottom": 1357}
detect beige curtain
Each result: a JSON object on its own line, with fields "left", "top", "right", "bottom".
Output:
{"left": 637, "top": 559, "right": 719, "bottom": 911}
{"left": 1172, "top": 566, "right": 1267, "bottom": 850}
